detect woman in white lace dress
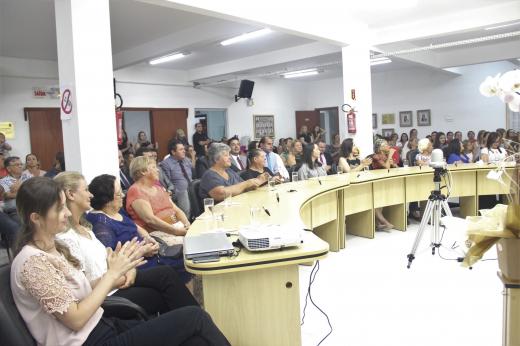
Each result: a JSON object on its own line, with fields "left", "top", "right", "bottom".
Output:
{"left": 10, "top": 177, "right": 229, "bottom": 346}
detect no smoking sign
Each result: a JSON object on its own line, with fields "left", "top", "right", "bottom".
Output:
{"left": 60, "top": 87, "right": 74, "bottom": 120}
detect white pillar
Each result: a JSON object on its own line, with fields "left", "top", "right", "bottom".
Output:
{"left": 54, "top": 0, "right": 118, "bottom": 182}
{"left": 341, "top": 43, "right": 374, "bottom": 156}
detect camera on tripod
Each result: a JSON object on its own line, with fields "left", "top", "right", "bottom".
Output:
{"left": 407, "top": 149, "right": 452, "bottom": 268}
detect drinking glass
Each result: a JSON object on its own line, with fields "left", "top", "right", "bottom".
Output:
{"left": 203, "top": 198, "right": 214, "bottom": 214}
{"left": 224, "top": 191, "right": 232, "bottom": 207}
{"left": 268, "top": 176, "right": 276, "bottom": 191}
{"left": 291, "top": 172, "right": 299, "bottom": 182}
{"left": 211, "top": 205, "right": 225, "bottom": 229}
{"left": 403, "top": 159, "right": 409, "bottom": 168}
{"left": 249, "top": 205, "right": 262, "bottom": 226}
{"left": 337, "top": 165, "right": 343, "bottom": 175}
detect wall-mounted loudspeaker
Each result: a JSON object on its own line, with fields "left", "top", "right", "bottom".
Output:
{"left": 235, "top": 79, "right": 254, "bottom": 102}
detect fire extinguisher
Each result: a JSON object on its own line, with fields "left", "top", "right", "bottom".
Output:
{"left": 342, "top": 103, "right": 357, "bottom": 134}
{"left": 115, "top": 110, "right": 123, "bottom": 145}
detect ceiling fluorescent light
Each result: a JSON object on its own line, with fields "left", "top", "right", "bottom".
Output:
{"left": 484, "top": 22, "right": 520, "bottom": 31}
{"left": 282, "top": 69, "right": 319, "bottom": 78}
{"left": 220, "top": 28, "right": 272, "bottom": 46}
{"left": 149, "top": 52, "right": 186, "bottom": 65}
{"left": 371, "top": 57, "right": 392, "bottom": 66}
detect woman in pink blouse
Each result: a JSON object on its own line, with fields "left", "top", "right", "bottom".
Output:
{"left": 10, "top": 177, "right": 229, "bottom": 346}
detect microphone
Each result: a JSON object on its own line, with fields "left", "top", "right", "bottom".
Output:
{"left": 429, "top": 149, "right": 446, "bottom": 169}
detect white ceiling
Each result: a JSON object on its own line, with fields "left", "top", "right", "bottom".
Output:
{"left": 0, "top": 0, "right": 519, "bottom": 83}
{"left": 352, "top": 0, "right": 516, "bottom": 29}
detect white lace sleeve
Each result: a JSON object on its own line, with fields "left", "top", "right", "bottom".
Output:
{"left": 57, "top": 238, "right": 86, "bottom": 272}
{"left": 20, "top": 254, "right": 78, "bottom": 314}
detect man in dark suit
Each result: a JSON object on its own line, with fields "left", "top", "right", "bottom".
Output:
{"left": 227, "top": 136, "right": 247, "bottom": 173}
{"left": 317, "top": 140, "right": 333, "bottom": 174}
{"left": 118, "top": 150, "right": 133, "bottom": 192}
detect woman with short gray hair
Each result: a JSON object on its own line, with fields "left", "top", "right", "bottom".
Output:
{"left": 199, "top": 143, "right": 268, "bottom": 202}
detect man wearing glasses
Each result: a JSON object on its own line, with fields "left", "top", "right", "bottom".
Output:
{"left": 0, "top": 156, "right": 26, "bottom": 224}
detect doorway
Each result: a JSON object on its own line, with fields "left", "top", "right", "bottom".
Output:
{"left": 295, "top": 107, "right": 339, "bottom": 144}
{"left": 24, "top": 108, "right": 63, "bottom": 171}
{"left": 122, "top": 108, "right": 188, "bottom": 159}
{"left": 195, "top": 108, "right": 227, "bottom": 141}
{"left": 316, "top": 107, "right": 340, "bottom": 144}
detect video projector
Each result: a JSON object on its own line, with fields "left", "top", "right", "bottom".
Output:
{"left": 238, "top": 225, "right": 304, "bottom": 252}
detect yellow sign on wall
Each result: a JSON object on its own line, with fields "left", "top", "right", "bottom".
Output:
{"left": 0, "top": 122, "right": 15, "bottom": 139}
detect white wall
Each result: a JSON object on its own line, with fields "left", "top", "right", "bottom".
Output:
{"left": 304, "top": 61, "right": 517, "bottom": 140}
{"left": 0, "top": 58, "right": 308, "bottom": 160}
{"left": 0, "top": 76, "right": 60, "bottom": 157}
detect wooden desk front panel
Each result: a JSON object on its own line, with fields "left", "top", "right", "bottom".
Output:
{"left": 203, "top": 265, "right": 301, "bottom": 346}
{"left": 406, "top": 174, "right": 434, "bottom": 202}
{"left": 477, "top": 169, "right": 514, "bottom": 195}
{"left": 373, "top": 177, "right": 405, "bottom": 208}
{"left": 344, "top": 183, "right": 373, "bottom": 215}
{"left": 311, "top": 191, "right": 338, "bottom": 227}
{"left": 449, "top": 170, "right": 476, "bottom": 197}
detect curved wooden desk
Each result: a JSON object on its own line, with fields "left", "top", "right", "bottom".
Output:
{"left": 186, "top": 163, "right": 516, "bottom": 346}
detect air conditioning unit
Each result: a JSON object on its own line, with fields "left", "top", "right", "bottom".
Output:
{"left": 238, "top": 226, "right": 303, "bottom": 252}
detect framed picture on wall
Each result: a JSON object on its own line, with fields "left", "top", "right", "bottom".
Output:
{"left": 372, "top": 113, "right": 377, "bottom": 129}
{"left": 253, "top": 115, "right": 275, "bottom": 139}
{"left": 417, "top": 109, "right": 431, "bottom": 126}
{"left": 399, "top": 111, "right": 413, "bottom": 127}
{"left": 381, "top": 128, "right": 395, "bottom": 138}
{"left": 382, "top": 113, "right": 395, "bottom": 125}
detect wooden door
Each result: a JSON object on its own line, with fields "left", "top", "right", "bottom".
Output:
{"left": 295, "top": 110, "right": 320, "bottom": 138}
{"left": 25, "top": 108, "right": 63, "bottom": 171}
{"left": 150, "top": 109, "right": 188, "bottom": 159}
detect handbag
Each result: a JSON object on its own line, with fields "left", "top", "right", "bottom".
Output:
{"left": 151, "top": 235, "right": 183, "bottom": 259}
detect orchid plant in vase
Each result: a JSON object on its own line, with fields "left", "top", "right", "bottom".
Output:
{"left": 479, "top": 69, "right": 520, "bottom": 112}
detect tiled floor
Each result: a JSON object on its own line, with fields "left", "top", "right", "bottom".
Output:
{"left": 299, "top": 220, "right": 503, "bottom": 346}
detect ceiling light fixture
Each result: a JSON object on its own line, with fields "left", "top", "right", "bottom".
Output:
{"left": 149, "top": 52, "right": 187, "bottom": 65}
{"left": 373, "top": 31, "right": 520, "bottom": 59}
{"left": 484, "top": 22, "right": 520, "bottom": 31}
{"left": 371, "top": 57, "right": 392, "bottom": 66}
{"left": 220, "top": 28, "right": 272, "bottom": 46}
{"left": 282, "top": 68, "right": 319, "bottom": 78}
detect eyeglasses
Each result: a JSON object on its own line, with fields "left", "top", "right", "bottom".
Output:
{"left": 9, "top": 163, "right": 22, "bottom": 167}
{"left": 114, "top": 191, "right": 125, "bottom": 198}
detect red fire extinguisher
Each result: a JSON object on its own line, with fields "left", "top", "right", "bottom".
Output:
{"left": 115, "top": 110, "right": 123, "bottom": 145}
{"left": 342, "top": 103, "right": 357, "bottom": 134}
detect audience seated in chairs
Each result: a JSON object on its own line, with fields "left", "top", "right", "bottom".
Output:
{"left": 337, "top": 139, "right": 372, "bottom": 173}
{"left": 10, "top": 177, "right": 229, "bottom": 346}
{"left": 199, "top": 143, "right": 267, "bottom": 202}
{"left": 160, "top": 140, "right": 193, "bottom": 218}
{"left": 54, "top": 172, "right": 197, "bottom": 311}
{"left": 119, "top": 150, "right": 133, "bottom": 193}
{"left": 241, "top": 149, "right": 282, "bottom": 185}
{"left": 227, "top": 136, "right": 247, "bottom": 173}
{"left": 194, "top": 142, "right": 211, "bottom": 180}
{"left": 258, "top": 136, "right": 289, "bottom": 180}
{"left": 0, "top": 156, "right": 26, "bottom": 225}
{"left": 447, "top": 139, "right": 470, "bottom": 164}
{"left": 126, "top": 156, "right": 190, "bottom": 246}
{"left": 297, "top": 143, "right": 328, "bottom": 180}
{"left": 44, "top": 151, "right": 65, "bottom": 178}
{"left": 415, "top": 138, "right": 432, "bottom": 167}
{"left": 370, "top": 139, "right": 396, "bottom": 231}
{"left": 316, "top": 140, "right": 333, "bottom": 174}
{"left": 21, "top": 153, "right": 46, "bottom": 179}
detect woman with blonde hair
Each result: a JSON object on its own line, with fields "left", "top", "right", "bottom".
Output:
{"left": 415, "top": 138, "right": 433, "bottom": 166}
{"left": 285, "top": 139, "right": 304, "bottom": 169}
{"left": 127, "top": 156, "right": 190, "bottom": 244}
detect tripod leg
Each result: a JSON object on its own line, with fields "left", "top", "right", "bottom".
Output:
{"left": 432, "top": 201, "right": 441, "bottom": 255}
{"left": 407, "top": 199, "right": 434, "bottom": 268}
{"left": 441, "top": 200, "right": 453, "bottom": 218}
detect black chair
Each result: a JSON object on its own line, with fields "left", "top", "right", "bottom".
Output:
{"left": 0, "top": 265, "right": 36, "bottom": 346}
{"left": 188, "top": 179, "right": 203, "bottom": 220}
{"left": 0, "top": 264, "right": 150, "bottom": 346}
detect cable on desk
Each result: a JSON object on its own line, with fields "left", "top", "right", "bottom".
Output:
{"left": 300, "top": 260, "right": 333, "bottom": 345}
